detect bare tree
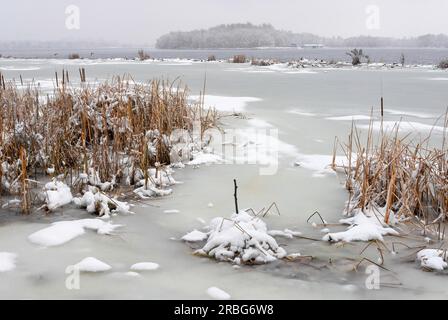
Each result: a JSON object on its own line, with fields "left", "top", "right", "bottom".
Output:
{"left": 137, "top": 49, "right": 150, "bottom": 61}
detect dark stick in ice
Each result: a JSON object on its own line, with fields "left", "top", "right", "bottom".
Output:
{"left": 233, "top": 179, "right": 239, "bottom": 214}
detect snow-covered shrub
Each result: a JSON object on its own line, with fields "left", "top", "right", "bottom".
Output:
{"left": 73, "top": 186, "right": 131, "bottom": 218}
{"left": 417, "top": 249, "right": 448, "bottom": 272}
{"left": 322, "top": 206, "right": 398, "bottom": 242}
{"left": 42, "top": 180, "right": 73, "bottom": 211}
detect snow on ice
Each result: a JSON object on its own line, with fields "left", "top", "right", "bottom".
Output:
{"left": 206, "top": 287, "right": 231, "bottom": 300}
{"left": 0, "top": 252, "right": 17, "bottom": 272}
{"left": 322, "top": 207, "right": 399, "bottom": 242}
{"left": 130, "top": 262, "right": 160, "bottom": 271}
{"left": 28, "top": 219, "right": 122, "bottom": 247}
{"left": 74, "top": 257, "right": 112, "bottom": 272}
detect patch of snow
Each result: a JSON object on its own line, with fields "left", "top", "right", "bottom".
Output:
{"left": 417, "top": 249, "right": 448, "bottom": 271}
{"left": 427, "top": 77, "right": 448, "bottom": 81}
{"left": 384, "top": 109, "right": 435, "bottom": 119}
{"left": 188, "top": 152, "right": 222, "bottom": 166}
{"left": 268, "top": 230, "right": 293, "bottom": 239}
{"left": 130, "top": 262, "right": 160, "bottom": 271}
{"left": 124, "top": 271, "right": 141, "bottom": 277}
{"left": 2, "top": 199, "right": 21, "bottom": 209}
{"left": 190, "top": 95, "right": 261, "bottom": 113}
{"left": 182, "top": 230, "right": 209, "bottom": 242}
{"left": 28, "top": 219, "right": 122, "bottom": 247}
{"left": 294, "top": 154, "right": 353, "bottom": 177}
{"left": 287, "top": 109, "right": 317, "bottom": 117}
{"left": 207, "top": 287, "right": 231, "bottom": 300}
{"left": 286, "top": 253, "right": 302, "bottom": 259}
{"left": 73, "top": 186, "right": 132, "bottom": 217}
{"left": 75, "top": 257, "right": 112, "bottom": 272}
{"left": 43, "top": 180, "right": 73, "bottom": 211}
{"left": 0, "top": 252, "right": 17, "bottom": 272}
{"left": 323, "top": 208, "right": 399, "bottom": 242}
{"left": 268, "top": 229, "right": 301, "bottom": 239}
{"left": 0, "top": 66, "right": 41, "bottom": 71}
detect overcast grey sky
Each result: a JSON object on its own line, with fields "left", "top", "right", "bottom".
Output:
{"left": 2, "top": 0, "right": 448, "bottom": 45}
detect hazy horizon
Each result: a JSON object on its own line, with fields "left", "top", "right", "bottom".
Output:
{"left": 1, "top": 0, "right": 448, "bottom": 46}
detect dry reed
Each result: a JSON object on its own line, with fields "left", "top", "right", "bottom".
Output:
{"left": 333, "top": 115, "right": 448, "bottom": 225}
{"left": 0, "top": 72, "right": 217, "bottom": 213}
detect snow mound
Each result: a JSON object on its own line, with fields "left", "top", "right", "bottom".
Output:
{"left": 190, "top": 95, "right": 261, "bottom": 113}
{"left": 0, "top": 252, "right": 17, "bottom": 272}
{"left": 73, "top": 186, "right": 132, "bottom": 217}
{"left": 417, "top": 249, "right": 448, "bottom": 271}
{"left": 182, "top": 230, "right": 209, "bottom": 242}
{"left": 43, "top": 180, "right": 73, "bottom": 211}
{"left": 28, "top": 218, "right": 122, "bottom": 247}
{"left": 207, "top": 287, "right": 231, "bottom": 300}
{"left": 186, "top": 211, "right": 287, "bottom": 264}
{"left": 188, "top": 152, "right": 222, "bottom": 166}
{"left": 134, "top": 184, "right": 172, "bottom": 198}
{"left": 75, "top": 257, "right": 112, "bottom": 272}
{"left": 130, "top": 262, "right": 160, "bottom": 271}
{"left": 133, "top": 169, "right": 175, "bottom": 198}
{"left": 323, "top": 208, "right": 399, "bottom": 242}
{"left": 294, "top": 153, "right": 355, "bottom": 177}
{"left": 268, "top": 229, "right": 301, "bottom": 239}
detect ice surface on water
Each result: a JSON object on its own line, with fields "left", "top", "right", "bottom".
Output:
{"left": 326, "top": 115, "right": 372, "bottom": 121}
{"left": 359, "top": 121, "right": 445, "bottom": 133}
{"left": 1, "top": 58, "right": 448, "bottom": 299}
{"left": 190, "top": 95, "right": 262, "bottom": 113}
{"left": 384, "top": 109, "right": 436, "bottom": 119}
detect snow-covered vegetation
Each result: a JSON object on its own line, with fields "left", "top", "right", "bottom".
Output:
{"left": 0, "top": 74, "right": 217, "bottom": 214}
{"left": 333, "top": 119, "right": 447, "bottom": 228}
{"left": 183, "top": 210, "right": 288, "bottom": 265}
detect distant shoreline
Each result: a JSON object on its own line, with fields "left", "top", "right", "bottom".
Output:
{"left": 0, "top": 47, "right": 447, "bottom": 66}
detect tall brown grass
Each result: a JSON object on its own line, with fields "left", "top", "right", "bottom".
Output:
{"left": 333, "top": 115, "right": 448, "bottom": 226}
{"left": 232, "top": 55, "right": 247, "bottom": 63}
{"left": 0, "top": 72, "right": 217, "bottom": 213}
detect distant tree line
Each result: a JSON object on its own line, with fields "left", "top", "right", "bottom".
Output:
{"left": 156, "top": 23, "right": 448, "bottom": 49}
